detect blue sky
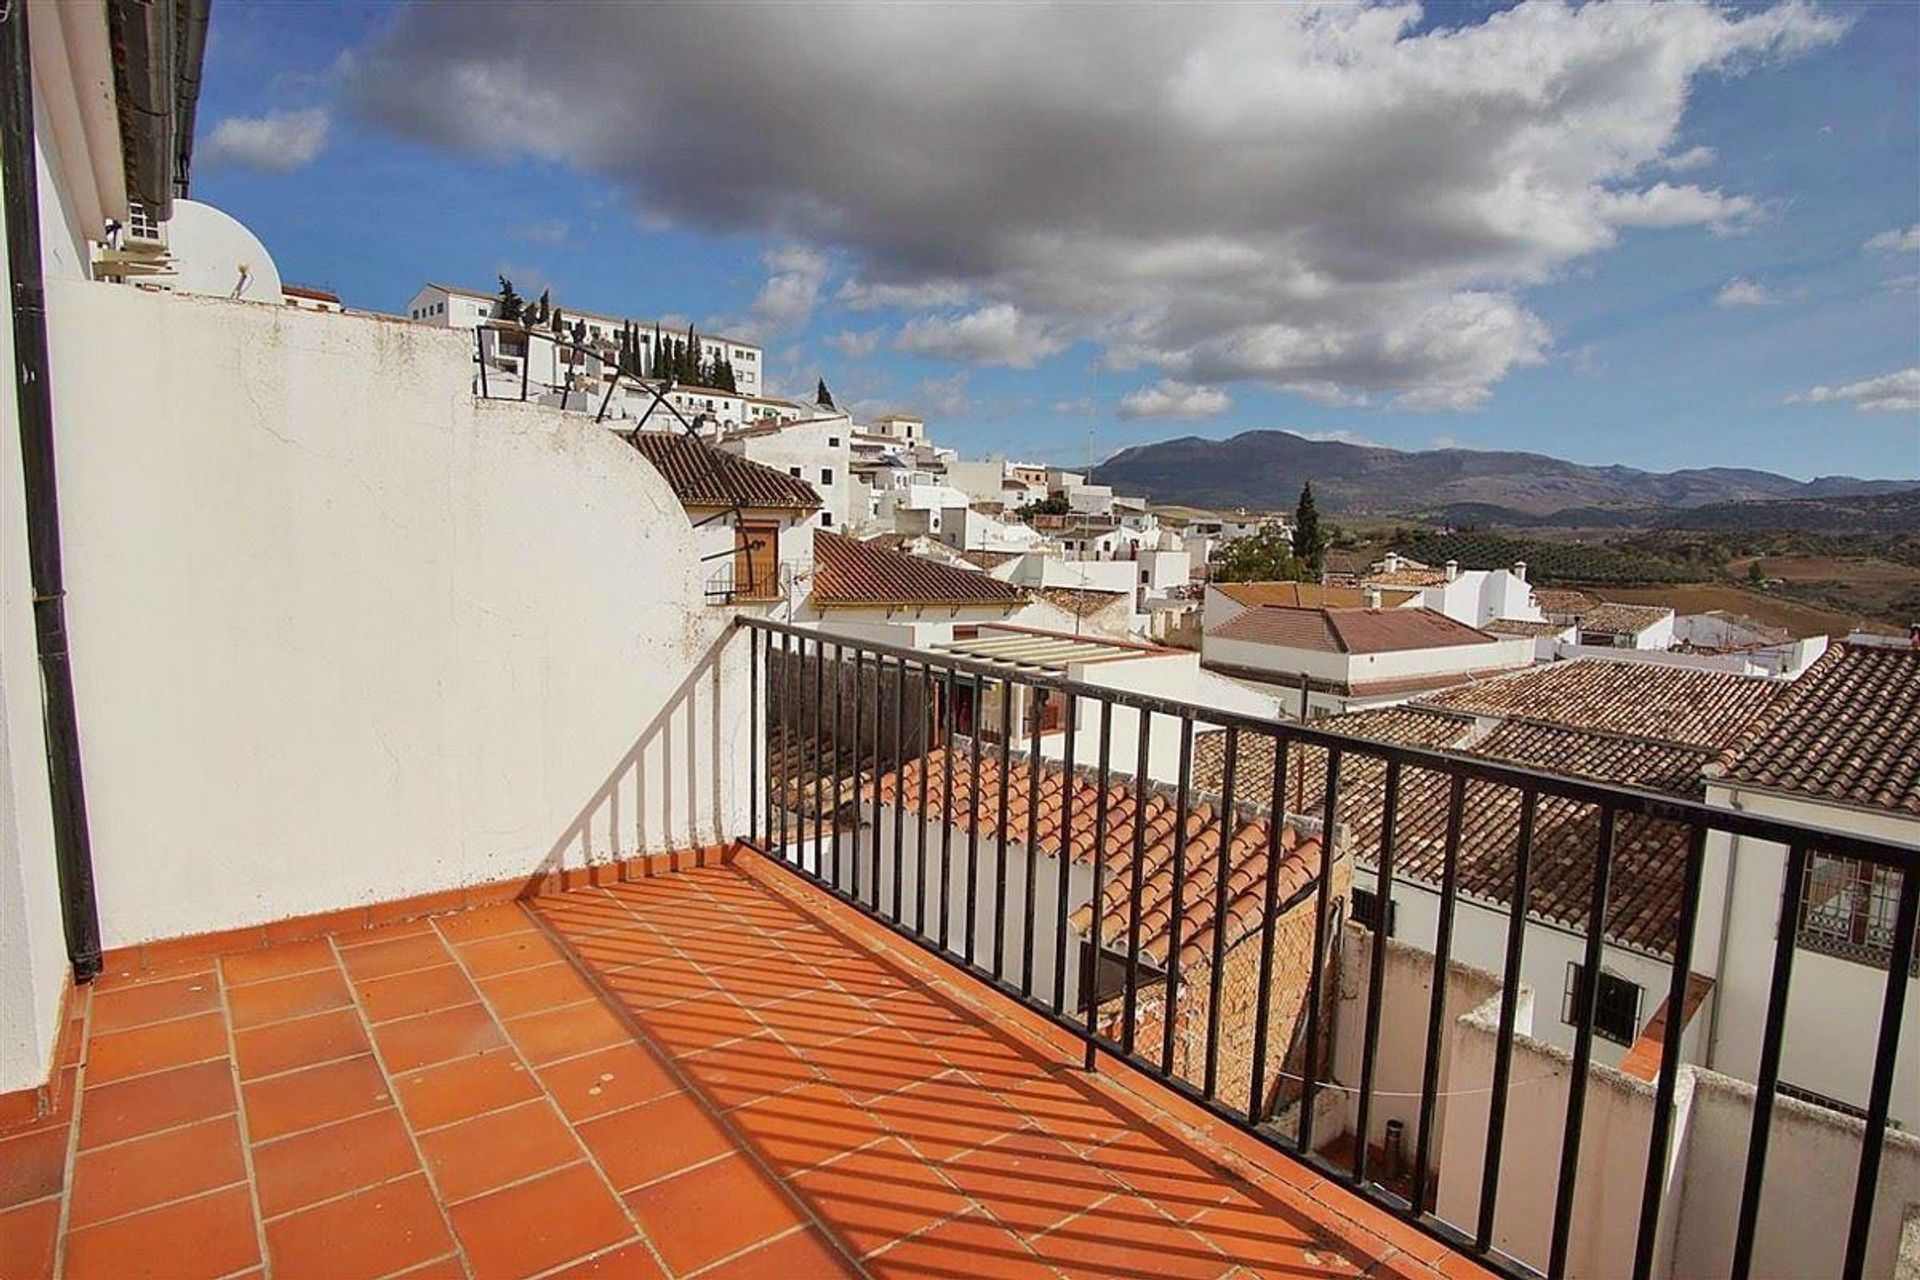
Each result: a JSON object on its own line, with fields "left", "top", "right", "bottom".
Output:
{"left": 191, "top": 2, "right": 1917, "bottom": 480}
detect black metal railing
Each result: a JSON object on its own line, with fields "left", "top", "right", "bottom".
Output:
{"left": 735, "top": 615, "right": 1918, "bottom": 1280}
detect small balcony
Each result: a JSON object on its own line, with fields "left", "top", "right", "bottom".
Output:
{"left": 1, "top": 850, "right": 1466, "bottom": 1280}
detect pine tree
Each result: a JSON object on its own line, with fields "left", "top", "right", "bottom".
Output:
{"left": 1293, "top": 482, "right": 1328, "bottom": 576}
{"left": 495, "top": 276, "right": 524, "bottom": 324}
{"left": 816, "top": 378, "right": 835, "bottom": 409}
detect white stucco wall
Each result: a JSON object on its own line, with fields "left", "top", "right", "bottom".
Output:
{"left": 41, "top": 282, "right": 751, "bottom": 949}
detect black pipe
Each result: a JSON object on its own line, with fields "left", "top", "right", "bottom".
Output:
{"left": 2, "top": 2, "right": 104, "bottom": 981}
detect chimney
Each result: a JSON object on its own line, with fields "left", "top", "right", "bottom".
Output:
{"left": 1445, "top": 559, "right": 1459, "bottom": 583}
{"left": 1364, "top": 587, "right": 1382, "bottom": 610}
{"left": 1512, "top": 559, "right": 1527, "bottom": 583}
{"left": 1383, "top": 552, "right": 1401, "bottom": 574}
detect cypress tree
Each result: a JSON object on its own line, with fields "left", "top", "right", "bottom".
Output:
{"left": 815, "top": 378, "right": 835, "bottom": 409}
{"left": 495, "top": 275, "right": 524, "bottom": 323}
{"left": 1293, "top": 481, "right": 1328, "bottom": 576}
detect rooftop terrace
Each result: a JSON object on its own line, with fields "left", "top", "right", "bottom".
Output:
{"left": 0, "top": 850, "right": 1473, "bottom": 1280}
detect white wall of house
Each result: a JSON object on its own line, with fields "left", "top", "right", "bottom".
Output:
{"left": 725, "top": 418, "right": 852, "bottom": 531}
{"left": 41, "top": 282, "right": 752, "bottom": 951}
{"left": 1551, "top": 642, "right": 1756, "bottom": 674}
{"left": 1041, "top": 652, "right": 1286, "bottom": 786}
{"left": 1413, "top": 568, "right": 1543, "bottom": 629}
{"left": 1581, "top": 613, "right": 1676, "bottom": 651}
{"left": 943, "top": 458, "right": 1008, "bottom": 505}
{"left": 1204, "top": 633, "right": 1533, "bottom": 710}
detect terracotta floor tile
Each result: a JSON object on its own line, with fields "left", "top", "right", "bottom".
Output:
{"left": 575, "top": 1091, "right": 735, "bottom": 1190}
{"left": 89, "top": 973, "right": 221, "bottom": 1034}
{"left": 337, "top": 930, "right": 454, "bottom": 982}
{"left": 542, "top": 1239, "right": 668, "bottom": 1279}
{"left": 370, "top": 1003, "right": 506, "bottom": 1074}
{"left": 992, "top": 1068, "right": 1131, "bottom": 1150}
{"left": 538, "top": 1042, "right": 676, "bottom": 1123}
{"left": 726, "top": 1081, "right": 885, "bottom": 1176}
{"left": 747, "top": 991, "right": 876, "bottom": 1050}
{"left": 387, "top": 1256, "right": 468, "bottom": 1280}
{"left": 241, "top": 1053, "right": 391, "bottom": 1142}
{"left": 787, "top": 1136, "right": 972, "bottom": 1258}
{"left": 253, "top": 1107, "right": 421, "bottom": 1218}
{"left": 501, "top": 999, "right": 632, "bottom": 1065}
{"left": 434, "top": 902, "right": 536, "bottom": 945}
{"left": 1029, "top": 1194, "right": 1234, "bottom": 1280}
{"left": 561, "top": 928, "right": 682, "bottom": 973}
{"left": 701, "top": 1227, "right": 859, "bottom": 1279}
{"left": 476, "top": 960, "right": 598, "bottom": 1019}
{"left": 529, "top": 895, "right": 640, "bottom": 939}
{"left": 226, "top": 968, "right": 352, "bottom": 1030}
{"left": 595, "top": 964, "right": 721, "bottom": 1011}
{"left": 233, "top": 1006, "right": 372, "bottom": 1080}
{"left": 456, "top": 930, "right": 564, "bottom": 979}
{"left": 943, "top": 1130, "right": 1122, "bottom": 1235}
{"left": 416, "top": 1099, "right": 582, "bottom": 1203}
{"left": 802, "top": 1024, "right": 948, "bottom": 1102}
{"left": 448, "top": 1162, "right": 636, "bottom": 1280}
{"left": 623, "top": 1152, "right": 806, "bottom": 1275}
{"left": 634, "top": 994, "right": 763, "bottom": 1056}
{"left": 394, "top": 1048, "right": 542, "bottom": 1132}
{"left": 355, "top": 963, "right": 480, "bottom": 1024}
{"left": 867, "top": 1210, "right": 1057, "bottom": 1279}
{"left": 67, "top": 1114, "right": 247, "bottom": 1228}
{"left": 64, "top": 1185, "right": 260, "bottom": 1280}
{"left": 220, "top": 938, "right": 337, "bottom": 988}
{"left": 1096, "top": 1128, "right": 1251, "bottom": 1222}
{"left": 1188, "top": 1201, "right": 1365, "bottom": 1278}
{"left": 680, "top": 1032, "right": 824, "bottom": 1110}
{"left": 78, "top": 1059, "right": 236, "bottom": 1150}
{"left": 265, "top": 1173, "right": 452, "bottom": 1280}
{"left": 693, "top": 962, "right": 831, "bottom": 1010}
{"left": 0, "top": 1126, "right": 70, "bottom": 1211}
{"left": 83, "top": 1010, "right": 229, "bottom": 1085}
{"left": 866, "top": 1071, "right": 1033, "bottom": 1162}
{"left": 0, "top": 1197, "right": 60, "bottom": 1280}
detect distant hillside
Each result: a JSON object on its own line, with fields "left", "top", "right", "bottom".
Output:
{"left": 1091, "top": 430, "right": 1915, "bottom": 517}
{"left": 1654, "top": 490, "right": 1920, "bottom": 535}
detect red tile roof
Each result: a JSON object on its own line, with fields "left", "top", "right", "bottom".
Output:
{"left": 1533, "top": 589, "right": 1598, "bottom": 617}
{"left": 1212, "top": 582, "right": 1417, "bottom": 610}
{"left": 1422, "top": 660, "right": 1781, "bottom": 750}
{"left": 1721, "top": 643, "right": 1920, "bottom": 815}
{"left": 874, "top": 750, "right": 1323, "bottom": 972}
{"left": 1210, "top": 604, "right": 1500, "bottom": 654}
{"left": 1036, "top": 587, "right": 1129, "bottom": 619}
{"left": 627, "top": 431, "right": 822, "bottom": 511}
{"left": 811, "top": 531, "right": 1028, "bottom": 608}
{"left": 1576, "top": 603, "right": 1672, "bottom": 636}
{"left": 1484, "top": 618, "right": 1571, "bottom": 638}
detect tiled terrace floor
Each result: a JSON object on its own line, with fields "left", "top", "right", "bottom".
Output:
{"left": 0, "top": 851, "right": 1484, "bottom": 1280}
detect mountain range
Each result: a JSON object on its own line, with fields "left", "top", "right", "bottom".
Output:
{"left": 1089, "top": 430, "right": 1917, "bottom": 518}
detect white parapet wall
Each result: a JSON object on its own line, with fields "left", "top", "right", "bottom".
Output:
{"left": 40, "top": 282, "right": 752, "bottom": 951}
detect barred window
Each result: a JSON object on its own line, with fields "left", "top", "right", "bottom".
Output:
{"left": 1797, "top": 855, "right": 1914, "bottom": 971}
{"left": 1563, "top": 963, "right": 1642, "bottom": 1046}
{"left": 1352, "top": 886, "right": 1395, "bottom": 938}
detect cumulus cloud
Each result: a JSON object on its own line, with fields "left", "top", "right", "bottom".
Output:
{"left": 1864, "top": 225, "right": 1920, "bottom": 253}
{"left": 201, "top": 107, "right": 331, "bottom": 172}
{"left": 1657, "top": 145, "right": 1717, "bottom": 172}
{"left": 1116, "top": 379, "right": 1231, "bottom": 421}
{"left": 343, "top": 2, "right": 1842, "bottom": 407}
{"left": 1787, "top": 367, "right": 1920, "bottom": 414}
{"left": 826, "top": 328, "right": 883, "bottom": 358}
{"left": 750, "top": 246, "right": 829, "bottom": 332}
{"left": 1715, "top": 277, "right": 1776, "bottom": 307}
{"left": 893, "top": 304, "right": 1063, "bottom": 368}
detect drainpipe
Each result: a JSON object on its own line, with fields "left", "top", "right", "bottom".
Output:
{"left": 2, "top": 2, "right": 104, "bottom": 981}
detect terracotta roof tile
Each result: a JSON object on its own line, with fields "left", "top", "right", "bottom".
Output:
{"left": 1533, "top": 589, "right": 1598, "bottom": 617}
{"left": 1036, "top": 588, "right": 1129, "bottom": 619}
{"left": 1360, "top": 568, "right": 1450, "bottom": 587}
{"left": 1213, "top": 582, "right": 1416, "bottom": 610}
{"left": 1722, "top": 643, "right": 1920, "bottom": 815}
{"left": 627, "top": 431, "right": 822, "bottom": 511}
{"left": 1576, "top": 603, "right": 1673, "bottom": 636}
{"left": 872, "top": 749, "right": 1322, "bottom": 974}
{"left": 1211, "top": 604, "right": 1499, "bottom": 654}
{"left": 1422, "top": 660, "right": 1781, "bottom": 750}
{"left": 811, "top": 531, "right": 1028, "bottom": 608}
{"left": 1484, "top": 618, "right": 1571, "bottom": 638}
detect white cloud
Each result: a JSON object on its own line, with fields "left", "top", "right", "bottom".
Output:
{"left": 1787, "top": 367, "right": 1920, "bottom": 414}
{"left": 1657, "top": 145, "right": 1717, "bottom": 172}
{"left": 1864, "top": 225, "right": 1920, "bottom": 253}
{"left": 915, "top": 372, "right": 971, "bottom": 417}
{"left": 1116, "top": 379, "right": 1231, "bottom": 421}
{"left": 511, "top": 219, "right": 569, "bottom": 245}
{"left": 346, "top": 2, "right": 1842, "bottom": 407}
{"left": 1715, "top": 277, "right": 1776, "bottom": 307}
{"left": 750, "top": 246, "right": 829, "bottom": 332}
{"left": 826, "top": 328, "right": 883, "bottom": 358}
{"left": 201, "top": 108, "right": 331, "bottom": 172}
{"left": 892, "top": 305, "right": 1063, "bottom": 368}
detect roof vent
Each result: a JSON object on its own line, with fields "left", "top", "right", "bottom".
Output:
{"left": 1445, "top": 560, "right": 1459, "bottom": 583}
{"left": 1364, "top": 587, "right": 1382, "bottom": 610}
{"left": 1383, "top": 552, "right": 1401, "bottom": 573}
{"left": 1512, "top": 560, "right": 1527, "bottom": 583}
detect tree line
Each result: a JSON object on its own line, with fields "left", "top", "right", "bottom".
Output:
{"left": 494, "top": 277, "right": 741, "bottom": 393}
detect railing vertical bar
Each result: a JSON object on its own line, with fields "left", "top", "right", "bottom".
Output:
{"left": 1410, "top": 772, "right": 1465, "bottom": 1213}
{"left": 811, "top": 637, "right": 825, "bottom": 878}
{"left": 1842, "top": 860, "right": 1920, "bottom": 1278}
{"left": 1052, "top": 695, "right": 1078, "bottom": 1015}
{"left": 1120, "top": 714, "right": 1153, "bottom": 1057}
{"left": 849, "top": 649, "right": 865, "bottom": 903}
{"left": 938, "top": 670, "right": 956, "bottom": 951}
{"left": 830, "top": 644, "right": 844, "bottom": 889}
{"left": 778, "top": 632, "right": 793, "bottom": 862}
{"left": 748, "top": 626, "right": 760, "bottom": 850}
{"left": 993, "top": 679, "right": 1014, "bottom": 981}
{"left": 965, "top": 671, "right": 983, "bottom": 966}
{"left": 1161, "top": 715, "right": 1196, "bottom": 1078}
{"left": 1548, "top": 803, "right": 1621, "bottom": 1279}
{"left": 1246, "top": 731, "right": 1293, "bottom": 1125}
{"left": 1083, "top": 699, "right": 1114, "bottom": 1072}
{"left": 871, "top": 653, "right": 886, "bottom": 909}
{"left": 1352, "top": 757, "right": 1402, "bottom": 1187}
{"left": 915, "top": 663, "right": 931, "bottom": 936}
{"left": 892, "top": 656, "right": 907, "bottom": 922}
{"left": 1202, "top": 726, "right": 1238, "bottom": 1100}
{"left": 1021, "top": 688, "right": 1044, "bottom": 996}
{"left": 1630, "top": 819, "right": 1709, "bottom": 1280}
{"left": 1297, "top": 745, "right": 1343, "bottom": 1155}
{"left": 1728, "top": 843, "right": 1810, "bottom": 1280}
{"left": 1475, "top": 788, "right": 1537, "bottom": 1245}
